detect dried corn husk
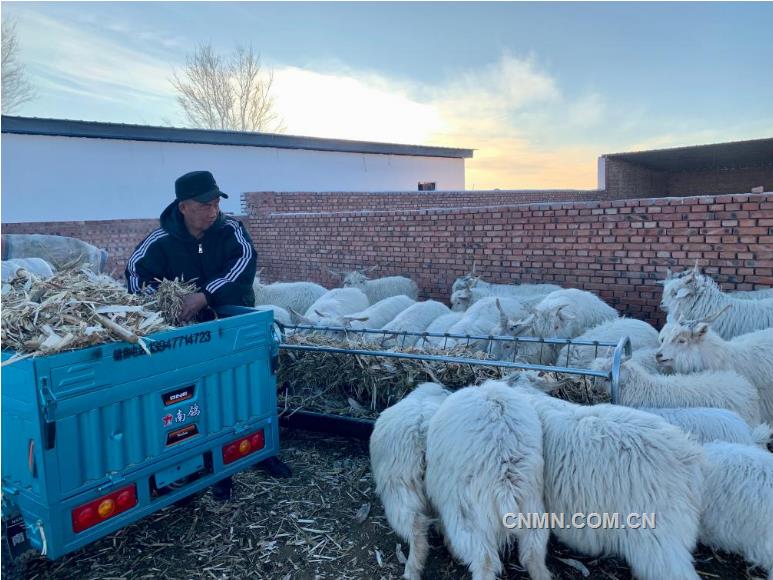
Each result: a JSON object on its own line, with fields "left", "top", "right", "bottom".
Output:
{"left": 1, "top": 269, "right": 193, "bottom": 360}
{"left": 153, "top": 277, "right": 199, "bottom": 326}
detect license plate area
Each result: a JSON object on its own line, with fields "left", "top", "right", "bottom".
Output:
{"left": 150, "top": 453, "right": 210, "bottom": 498}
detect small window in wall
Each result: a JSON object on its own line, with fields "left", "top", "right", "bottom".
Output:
{"left": 418, "top": 182, "right": 436, "bottom": 191}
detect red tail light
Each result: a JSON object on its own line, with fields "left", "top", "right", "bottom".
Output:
{"left": 222, "top": 429, "right": 265, "bottom": 465}
{"left": 72, "top": 484, "right": 137, "bottom": 533}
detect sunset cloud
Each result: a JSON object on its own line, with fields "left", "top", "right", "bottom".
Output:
{"left": 271, "top": 53, "right": 603, "bottom": 189}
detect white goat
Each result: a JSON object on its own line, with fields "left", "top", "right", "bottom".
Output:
{"left": 1, "top": 257, "right": 56, "bottom": 280}
{"left": 588, "top": 347, "right": 666, "bottom": 376}
{"left": 421, "top": 312, "right": 464, "bottom": 348}
{"left": 292, "top": 287, "right": 369, "bottom": 325}
{"left": 492, "top": 288, "right": 619, "bottom": 364}
{"left": 425, "top": 380, "right": 552, "bottom": 580}
{"left": 659, "top": 265, "right": 773, "bottom": 338}
{"left": 252, "top": 276, "right": 327, "bottom": 314}
{"left": 639, "top": 407, "right": 772, "bottom": 448}
{"left": 451, "top": 263, "right": 480, "bottom": 294}
{"left": 380, "top": 300, "right": 450, "bottom": 348}
{"left": 509, "top": 374, "right": 704, "bottom": 580}
{"left": 555, "top": 318, "right": 659, "bottom": 370}
{"left": 450, "top": 278, "right": 559, "bottom": 312}
{"left": 445, "top": 297, "right": 528, "bottom": 352}
{"left": 589, "top": 357, "right": 762, "bottom": 426}
{"left": 370, "top": 382, "right": 451, "bottom": 580}
{"left": 255, "top": 304, "right": 291, "bottom": 326}
{"left": 340, "top": 268, "right": 419, "bottom": 303}
{"left": 344, "top": 295, "right": 415, "bottom": 333}
{"left": 296, "top": 295, "right": 415, "bottom": 340}
{"left": 656, "top": 319, "right": 773, "bottom": 424}
{"left": 700, "top": 442, "right": 773, "bottom": 579}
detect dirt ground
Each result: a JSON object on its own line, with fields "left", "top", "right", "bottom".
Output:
{"left": 13, "top": 428, "right": 764, "bottom": 580}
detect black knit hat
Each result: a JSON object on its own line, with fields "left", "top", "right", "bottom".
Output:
{"left": 175, "top": 171, "right": 229, "bottom": 203}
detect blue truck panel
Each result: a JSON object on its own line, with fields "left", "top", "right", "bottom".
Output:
{"left": 1, "top": 308, "right": 280, "bottom": 560}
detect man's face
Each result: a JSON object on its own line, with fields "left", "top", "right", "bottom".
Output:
{"left": 179, "top": 198, "right": 220, "bottom": 237}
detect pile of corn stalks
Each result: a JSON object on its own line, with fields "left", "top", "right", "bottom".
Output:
{"left": 278, "top": 334, "right": 611, "bottom": 416}
{"left": 278, "top": 333, "right": 507, "bottom": 415}
{"left": 1, "top": 269, "right": 197, "bottom": 362}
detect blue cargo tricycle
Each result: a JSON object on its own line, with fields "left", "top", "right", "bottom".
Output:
{"left": 1, "top": 307, "right": 279, "bottom": 569}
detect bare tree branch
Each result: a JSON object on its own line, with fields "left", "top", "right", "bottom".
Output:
{"left": 2, "top": 18, "right": 36, "bottom": 114}
{"left": 171, "top": 43, "right": 284, "bottom": 133}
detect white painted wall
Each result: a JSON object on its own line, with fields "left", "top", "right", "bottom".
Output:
{"left": 1, "top": 134, "right": 465, "bottom": 222}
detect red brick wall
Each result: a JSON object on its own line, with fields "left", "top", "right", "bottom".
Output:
{"left": 4, "top": 193, "right": 772, "bottom": 328}
{"left": 247, "top": 189, "right": 615, "bottom": 215}
{"left": 245, "top": 191, "right": 773, "bottom": 327}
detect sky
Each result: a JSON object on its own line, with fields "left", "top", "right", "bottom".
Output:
{"left": 3, "top": 1, "right": 773, "bottom": 190}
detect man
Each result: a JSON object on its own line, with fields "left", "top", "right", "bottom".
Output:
{"left": 126, "top": 170, "right": 256, "bottom": 322}
{"left": 126, "top": 170, "right": 290, "bottom": 499}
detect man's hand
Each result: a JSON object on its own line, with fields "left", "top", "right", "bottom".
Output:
{"left": 180, "top": 292, "right": 208, "bottom": 323}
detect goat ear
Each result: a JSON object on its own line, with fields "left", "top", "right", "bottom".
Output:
{"left": 693, "top": 323, "right": 710, "bottom": 338}
{"left": 365, "top": 265, "right": 378, "bottom": 273}
{"left": 342, "top": 315, "right": 369, "bottom": 323}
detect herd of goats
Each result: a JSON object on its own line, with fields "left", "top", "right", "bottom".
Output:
{"left": 252, "top": 264, "right": 773, "bottom": 580}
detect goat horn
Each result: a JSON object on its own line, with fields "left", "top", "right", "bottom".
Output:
{"left": 698, "top": 304, "right": 731, "bottom": 324}
{"left": 288, "top": 307, "right": 311, "bottom": 325}
{"left": 495, "top": 298, "right": 508, "bottom": 329}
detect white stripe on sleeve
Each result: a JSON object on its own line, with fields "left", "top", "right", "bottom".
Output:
{"left": 205, "top": 221, "right": 253, "bottom": 295}
{"left": 126, "top": 229, "right": 168, "bottom": 292}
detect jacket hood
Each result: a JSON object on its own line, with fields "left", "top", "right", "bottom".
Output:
{"left": 160, "top": 200, "right": 225, "bottom": 241}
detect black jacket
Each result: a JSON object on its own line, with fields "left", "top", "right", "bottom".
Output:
{"left": 125, "top": 201, "right": 256, "bottom": 308}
